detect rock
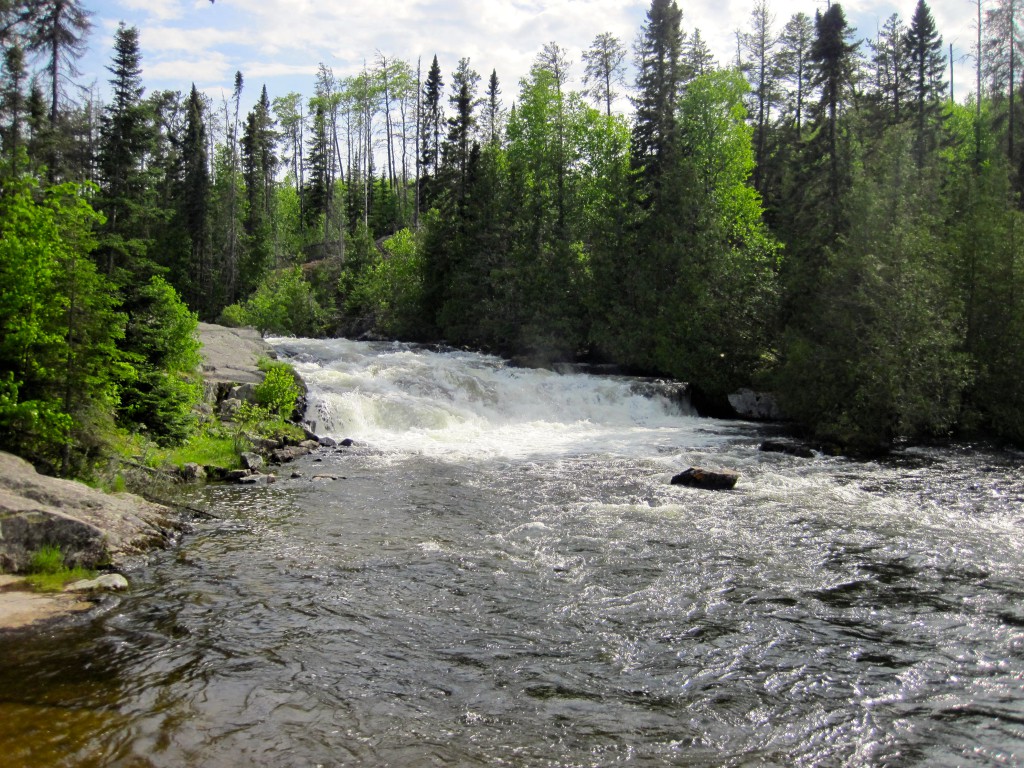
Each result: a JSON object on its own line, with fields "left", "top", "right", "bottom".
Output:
{"left": 727, "top": 389, "right": 784, "bottom": 421}
{"left": 759, "top": 440, "right": 814, "bottom": 459}
{"left": 180, "top": 463, "right": 207, "bottom": 483}
{"left": 299, "top": 439, "right": 320, "bottom": 451}
{"left": 312, "top": 474, "right": 340, "bottom": 481}
{"left": 270, "top": 445, "right": 311, "bottom": 464}
{"left": 248, "top": 434, "right": 283, "bottom": 452}
{"left": 219, "top": 397, "right": 243, "bottom": 418}
{"left": 318, "top": 436, "right": 338, "bottom": 448}
{"left": 237, "top": 474, "right": 275, "bottom": 486}
{"left": 64, "top": 573, "right": 130, "bottom": 593}
{"left": 671, "top": 466, "right": 739, "bottom": 490}
{"left": 196, "top": 322, "right": 272, "bottom": 387}
{"left": 301, "top": 425, "right": 320, "bottom": 442}
{"left": 226, "top": 469, "right": 251, "bottom": 482}
{"left": 339, "top": 438, "right": 355, "bottom": 447}
{"left": 240, "top": 452, "right": 265, "bottom": 471}
{"left": 0, "top": 451, "right": 179, "bottom": 572}
{"left": 290, "top": 471, "right": 304, "bottom": 479}
{"left": 229, "top": 383, "right": 257, "bottom": 402}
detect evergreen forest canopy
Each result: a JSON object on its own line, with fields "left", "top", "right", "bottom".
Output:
{"left": 1, "top": 0, "right": 1023, "bottom": 473}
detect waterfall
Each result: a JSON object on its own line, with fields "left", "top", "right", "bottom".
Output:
{"left": 272, "top": 337, "right": 726, "bottom": 460}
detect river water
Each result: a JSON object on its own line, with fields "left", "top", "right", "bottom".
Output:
{"left": 2, "top": 338, "right": 1023, "bottom": 767}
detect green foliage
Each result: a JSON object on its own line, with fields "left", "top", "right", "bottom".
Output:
{"left": 254, "top": 359, "right": 300, "bottom": 417}
{"left": 242, "top": 266, "right": 325, "bottom": 336}
{"left": 346, "top": 228, "right": 425, "bottom": 338}
{"left": 0, "top": 174, "right": 127, "bottom": 474}
{"left": 118, "top": 276, "right": 203, "bottom": 446}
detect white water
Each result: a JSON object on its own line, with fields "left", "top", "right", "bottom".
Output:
{"left": 275, "top": 337, "right": 736, "bottom": 461}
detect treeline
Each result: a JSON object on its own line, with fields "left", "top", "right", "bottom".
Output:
{"left": 1, "top": 0, "right": 1023, "bottom": 466}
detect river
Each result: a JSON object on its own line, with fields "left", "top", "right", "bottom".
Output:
{"left": 1, "top": 338, "right": 1023, "bottom": 767}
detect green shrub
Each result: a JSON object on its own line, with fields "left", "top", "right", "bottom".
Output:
{"left": 254, "top": 362, "right": 300, "bottom": 418}
{"left": 218, "top": 303, "right": 249, "bottom": 327}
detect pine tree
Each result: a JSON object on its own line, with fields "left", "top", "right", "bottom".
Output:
{"left": 631, "top": 0, "right": 684, "bottom": 188}
{"left": 181, "top": 84, "right": 211, "bottom": 314}
{"left": 419, "top": 55, "right": 444, "bottom": 206}
{"left": 26, "top": 0, "right": 91, "bottom": 131}
{"left": 97, "top": 22, "right": 155, "bottom": 281}
{"left": 681, "top": 29, "right": 716, "bottom": 82}
{"left": 582, "top": 32, "right": 627, "bottom": 117}
{"left": 867, "top": 14, "right": 912, "bottom": 129}
{"left": 481, "top": 69, "right": 503, "bottom": 146}
{"left": 905, "top": 0, "right": 946, "bottom": 167}
{"left": 742, "top": 0, "right": 779, "bottom": 194}
{"left": 775, "top": 12, "right": 814, "bottom": 135}
{"left": 808, "top": 3, "right": 859, "bottom": 237}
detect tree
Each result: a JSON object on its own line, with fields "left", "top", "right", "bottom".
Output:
{"left": 631, "top": 0, "right": 684, "bottom": 188}
{"left": 241, "top": 84, "right": 277, "bottom": 296}
{"left": 582, "top": 32, "right": 627, "bottom": 117}
{"left": 419, "top": 54, "right": 444, "bottom": 206}
{"left": 180, "top": 84, "right": 211, "bottom": 314}
{"left": 26, "top": 0, "right": 91, "bottom": 132}
{"left": 118, "top": 276, "right": 202, "bottom": 445}
{"left": 1, "top": 42, "right": 27, "bottom": 171}
{"left": 808, "top": 3, "right": 860, "bottom": 238}
{"left": 742, "top": 0, "right": 779, "bottom": 194}
{"left": 0, "top": 173, "right": 126, "bottom": 474}
{"left": 904, "top": 0, "right": 947, "bottom": 167}
{"left": 96, "top": 23, "right": 155, "bottom": 281}
{"left": 867, "top": 14, "right": 911, "bottom": 130}
{"left": 775, "top": 12, "right": 815, "bottom": 135}
{"left": 481, "top": 68, "right": 504, "bottom": 145}
{"left": 983, "top": 0, "right": 1024, "bottom": 179}
{"left": 681, "top": 29, "right": 716, "bottom": 81}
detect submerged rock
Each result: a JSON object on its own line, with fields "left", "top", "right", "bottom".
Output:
{"left": 670, "top": 466, "right": 740, "bottom": 490}
{"left": 759, "top": 440, "right": 815, "bottom": 458}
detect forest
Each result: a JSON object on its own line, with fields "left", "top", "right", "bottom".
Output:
{"left": 1, "top": 0, "right": 1023, "bottom": 477}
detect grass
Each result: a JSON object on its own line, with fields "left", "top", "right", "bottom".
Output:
{"left": 161, "top": 431, "right": 242, "bottom": 470}
{"left": 24, "top": 545, "right": 97, "bottom": 592}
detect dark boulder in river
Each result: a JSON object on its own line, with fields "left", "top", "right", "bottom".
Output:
{"left": 670, "top": 466, "right": 739, "bottom": 490}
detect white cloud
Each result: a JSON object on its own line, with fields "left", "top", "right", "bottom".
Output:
{"left": 82, "top": 0, "right": 984, "bottom": 110}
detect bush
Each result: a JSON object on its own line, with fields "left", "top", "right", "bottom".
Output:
{"left": 243, "top": 267, "right": 325, "bottom": 336}
{"left": 218, "top": 303, "right": 248, "bottom": 328}
{"left": 254, "top": 361, "right": 300, "bottom": 418}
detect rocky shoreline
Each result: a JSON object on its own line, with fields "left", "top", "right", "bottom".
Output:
{"left": 0, "top": 323, "right": 281, "bottom": 631}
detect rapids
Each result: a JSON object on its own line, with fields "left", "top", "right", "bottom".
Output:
{"left": 1, "top": 338, "right": 1022, "bottom": 767}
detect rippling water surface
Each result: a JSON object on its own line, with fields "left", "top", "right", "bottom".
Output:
{"left": 2, "top": 339, "right": 1023, "bottom": 767}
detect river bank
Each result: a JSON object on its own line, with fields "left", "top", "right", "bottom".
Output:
{"left": 0, "top": 324, "right": 273, "bottom": 631}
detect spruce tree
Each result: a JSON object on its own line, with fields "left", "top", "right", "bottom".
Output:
{"left": 905, "top": 0, "right": 947, "bottom": 167}
{"left": 97, "top": 22, "right": 155, "bottom": 281}
{"left": 419, "top": 55, "right": 444, "bottom": 206}
{"left": 181, "top": 84, "right": 211, "bottom": 314}
{"left": 631, "top": 0, "right": 684, "bottom": 188}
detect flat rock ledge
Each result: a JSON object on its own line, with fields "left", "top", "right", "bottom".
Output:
{"left": 0, "top": 451, "right": 180, "bottom": 574}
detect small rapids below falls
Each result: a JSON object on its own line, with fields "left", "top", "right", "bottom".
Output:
{"left": 2, "top": 337, "right": 1024, "bottom": 767}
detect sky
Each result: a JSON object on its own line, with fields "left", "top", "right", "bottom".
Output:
{"left": 74, "top": 0, "right": 982, "bottom": 113}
